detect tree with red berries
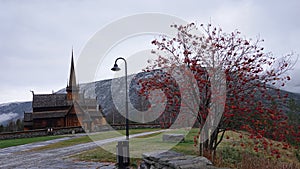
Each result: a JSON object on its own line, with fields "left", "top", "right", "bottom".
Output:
{"left": 138, "top": 22, "right": 298, "bottom": 158}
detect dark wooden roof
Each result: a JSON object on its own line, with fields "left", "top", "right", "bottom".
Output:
{"left": 32, "top": 110, "right": 68, "bottom": 119}
{"left": 32, "top": 94, "right": 70, "bottom": 108}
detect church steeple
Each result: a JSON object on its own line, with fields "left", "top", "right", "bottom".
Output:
{"left": 66, "top": 49, "right": 79, "bottom": 100}
{"left": 69, "top": 50, "right": 77, "bottom": 88}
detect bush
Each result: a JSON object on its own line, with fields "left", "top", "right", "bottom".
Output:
{"left": 219, "top": 147, "right": 242, "bottom": 164}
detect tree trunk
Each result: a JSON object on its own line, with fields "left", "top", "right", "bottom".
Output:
{"left": 199, "top": 142, "right": 203, "bottom": 156}
{"left": 199, "top": 126, "right": 220, "bottom": 163}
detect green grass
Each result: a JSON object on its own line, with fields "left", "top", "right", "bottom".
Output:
{"left": 0, "top": 128, "right": 160, "bottom": 151}
{"left": 0, "top": 135, "right": 63, "bottom": 149}
{"left": 31, "top": 128, "right": 160, "bottom": 151}
{"left": 31, "top": 135, "right": 92, "bottom": 151}
{"left": 75, "top": 146, "right": 117, "bottom": 163}
{"left": 71, "top": 128, "right": 200, "bottom": 166}
{"left": 171, "top": 128, "right": 199, "bottom": 155}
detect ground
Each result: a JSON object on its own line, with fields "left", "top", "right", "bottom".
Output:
{"left": 1, "top": 129, "right": 299, "bottom": 169}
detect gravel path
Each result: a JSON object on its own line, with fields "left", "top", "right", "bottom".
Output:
{"left": 0, "top": 135, "right": 84, "bottom": 156}
{"left": 0, "top": 130, "right": 164, "bottom": 169}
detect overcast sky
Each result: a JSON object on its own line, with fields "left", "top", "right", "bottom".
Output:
{"left": 0, "top": 0, "right": 299, "bottom": 104}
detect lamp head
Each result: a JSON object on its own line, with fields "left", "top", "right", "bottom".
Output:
{"left": 111, "top": 63, "right": 121, "bottom": 71}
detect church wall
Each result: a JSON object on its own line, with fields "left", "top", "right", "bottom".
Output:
{"left": 33, "top": 106, "right": 70, "bottom": 112}
{"left": 33, "top": 117, "right": 65, "bottom": 129}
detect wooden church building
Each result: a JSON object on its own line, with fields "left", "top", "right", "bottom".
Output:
{"left": 24, "top": 51, "right": 106, "bottom": 131}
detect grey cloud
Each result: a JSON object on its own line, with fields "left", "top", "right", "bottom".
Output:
{"left": 0, "top": 0, "right": 299, "bottom": 103}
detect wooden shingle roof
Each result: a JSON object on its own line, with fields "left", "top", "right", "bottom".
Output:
{"left": 32, "top": 94, "right": 70, "bottom": 108}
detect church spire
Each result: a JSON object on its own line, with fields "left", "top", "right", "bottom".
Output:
{"left": 66, "top": 49, "right": 79, "bottom": 96}
{"left": 69, "top": 49, "right": 76, "bottom": 88}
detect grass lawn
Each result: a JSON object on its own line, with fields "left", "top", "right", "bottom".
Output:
{"left": 0, "top": 128, "right": 159, "bottom": 150}
{"left": 0, "top": 135, "right": 64, "bottom": 149}
{"left": 30, "top": 128, "right": 160, "bottom": 151}
{"left": 71, "top": 128, "right": 200, "bottom": 168}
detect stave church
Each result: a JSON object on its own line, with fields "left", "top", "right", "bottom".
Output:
{"left": 24, "top": 51, "right": 106, "bottom": 131}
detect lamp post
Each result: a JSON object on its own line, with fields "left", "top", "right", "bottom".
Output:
{"left": 111, "top": 57, "right": 129, "bottom": 140}
{"left": 111, "top": 57, "right": 130, "bottom": 168}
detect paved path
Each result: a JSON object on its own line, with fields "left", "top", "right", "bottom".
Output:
{"left": 0, "top": 130, "right": 164, "bottom": 169}
{"left": 0, "top": 134, "right": 86, "bottom": 156}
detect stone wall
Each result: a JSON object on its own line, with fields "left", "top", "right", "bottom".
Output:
{"left": 111, "top": 124, "right": 161, "bottom": 130}
{"left": 0, "top": 126, "right": 84, "bottom": 140}
{"left": 139, "top": 150, "right": 230, "bottom": 169}
{"left": 0, "top": 124, "right": 160, "bottom": 140}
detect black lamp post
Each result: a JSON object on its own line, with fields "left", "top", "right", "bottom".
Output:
{"left": 112, "top": 57, "right": 130, "bottom": 168}
{"left": 111, "top": 57, "right": 129, "bottom": 140}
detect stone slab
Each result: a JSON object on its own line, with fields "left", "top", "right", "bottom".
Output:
{"left": 162, "top": 134, "right": 185, "bottom": 142}
{"left": 140, "top": 150, "right": 230, "bottom": 169}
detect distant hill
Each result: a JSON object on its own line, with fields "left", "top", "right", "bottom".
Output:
{"left": 1, "top": 71, "right": 300, "bottom": 126}
{"left": 0, "top": 102, "right": 31, "bottom": 125}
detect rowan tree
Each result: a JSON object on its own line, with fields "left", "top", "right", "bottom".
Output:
{"left": 137, "top": 22, "right": 299, "bottom": 158}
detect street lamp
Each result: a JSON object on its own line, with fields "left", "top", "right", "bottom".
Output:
{"left": 111, "top": 57, "right": 129, "bottom": 140}
{"left": 111, "top": 57, "right": 130, "bottom": 168}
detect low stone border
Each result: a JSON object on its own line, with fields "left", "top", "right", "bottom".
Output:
{"left": 0, "top": 127, "right": 84, "bottom": 140}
